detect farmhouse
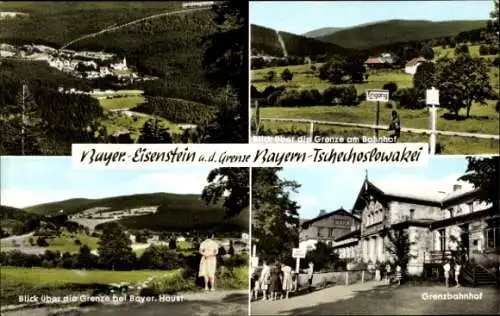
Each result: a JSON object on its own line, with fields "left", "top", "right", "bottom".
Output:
{"left": 364, "top": 57, "right": 386, "bottom": 69}
{"left": 300, "top": 208, "right": 361, "bottom": 251}
{"left": 404, "top": 56, "right": 427, "bottom": 75}
{"left": 331, "top": 174, "right": 499, "bottom": 282}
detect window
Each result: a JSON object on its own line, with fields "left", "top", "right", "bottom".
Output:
{"left": 409, "top": 209, "right": 415, "bottom": 220}
{"left": 316, "top": 227, "right": 322, "bottom": 237}
{"left": 486, "top": 219, "right": 500, "bottom": 250}
{"left": 439, "top": 228, "right": 446, "bottom": 251}
{"left": 467, "top": 202, "right": 474, "bottom": 213}
{"left": 447, "top": 208, "right": 454, "bottom": 219}
{"left": 329, "top": 228, "right": 334, "bottom": 237}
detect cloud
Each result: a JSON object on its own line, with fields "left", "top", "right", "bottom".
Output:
{"left": 1, "top": 170, "right": 212, "bottom": 208}
{"left": 374, "top": 172, "right": 472, "bottom": 196}
{"left": 1, "top": 189, "right": 74, "bottom": 208}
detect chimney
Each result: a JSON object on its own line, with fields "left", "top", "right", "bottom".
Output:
{"left": 319, "top": 210, "right": 327, "bottom": 216}
{"left": 453, "top": 184, "right": 462, "bottom": 192}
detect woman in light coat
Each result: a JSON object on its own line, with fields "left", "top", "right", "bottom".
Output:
{"left": 199, "top": 234, "right": 219, "bottom": 291}
{"left": 281, "top": 264, "right": 293, "bottom": 299}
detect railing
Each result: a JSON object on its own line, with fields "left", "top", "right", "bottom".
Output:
{"left": 256, "top": 117, "right": 500, "bottom": 141}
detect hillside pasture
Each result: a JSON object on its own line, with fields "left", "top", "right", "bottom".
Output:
{"left": 251, "top": 57, "right": 500, "bottom": 154}
{"left": 252, "top": 63, "right": 414, "bottom": 91}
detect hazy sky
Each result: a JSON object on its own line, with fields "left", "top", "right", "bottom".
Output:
{"left": 0, "top": 157, "right": 213, "bottom": 208}
{"left": 280, "top": 157, "right": 473, "bottom": 219}
{"left": 250, "top": 1, "right": 493, "bottom": 34}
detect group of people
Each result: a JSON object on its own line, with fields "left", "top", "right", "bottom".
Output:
{"left": 251, "top": 261, "right": 315, "bottom": 301}
{"left": 252, "top": 261, "right": 294, "bottom": 300}
{"left": 443, "top": 258, "right": 462, "bottom": 287}
{"left": 383, "top": 263, "right": 403, "bottom": 286}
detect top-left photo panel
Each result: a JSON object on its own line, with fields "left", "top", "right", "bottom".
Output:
{"left": 0, "top": 1, "right": 249, "bottom": 155}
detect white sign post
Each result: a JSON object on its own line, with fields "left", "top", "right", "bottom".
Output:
{"left": 366, "top": 89, "right": 390, "bottom": 138}
{"left": 426, "top": 87, "right": 440, "bottom": 155}
{"left": 292, "top": 248, "right": 306, "bottom": 291}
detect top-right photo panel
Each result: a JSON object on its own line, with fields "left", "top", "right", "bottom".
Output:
{"left": 250, "top": 0, "right": 499, "bottom": 155}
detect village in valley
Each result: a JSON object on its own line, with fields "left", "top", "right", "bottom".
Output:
{"left": 0, "top": 1, "right": 246, "bottom": 154}
{"left": 0, "top": 43, "right": 156, "bottom": 82}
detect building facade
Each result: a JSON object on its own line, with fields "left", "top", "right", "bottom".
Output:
{"left": 332, "top": 177, "right": 499, "bottom": 276}
{"left": 300, "top": 208, "right": 360, "bottom": 251}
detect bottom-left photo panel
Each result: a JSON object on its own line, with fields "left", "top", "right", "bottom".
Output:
{"left": 0, "top": 157, "right": 250, "bottom": 316}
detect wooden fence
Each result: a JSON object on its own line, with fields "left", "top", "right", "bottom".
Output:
{"left": 256, "top": 117, "right": 500, "bottom": 141}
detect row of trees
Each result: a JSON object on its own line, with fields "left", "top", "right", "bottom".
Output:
{"left": 1, "top": 222, "right": 246, "bottom": 272}
{"left": 252, "top": 84, "right": 360, "bottom": 107}
{"left": 412, "top": 51, "right": 496, "bottom": 118}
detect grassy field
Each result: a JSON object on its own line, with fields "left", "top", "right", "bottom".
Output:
{"left": 1, "top": 266, "right": 248, "bottom": 305}
{"left": 252, "top": 64, "right": 414, "bottom": 91}
{"left": 251, "top": 48, "right": 499, "bottom": 154}
{"left": 0, "top": 267, "right": 181, "bottom": 305}
{"left": 46, "top": 232, "right": 99, "bottom": 253}
{"left": 97, "top": 95, "right": 145, "bottom": 110}
{"left": 102, "top": 112, "right": 183, "bottom": 142}
{"left": 255, "top": 102, "right": 499, "bottom": 154}
{"left": 433, "top": 44, "right": 498, "bottom": 60}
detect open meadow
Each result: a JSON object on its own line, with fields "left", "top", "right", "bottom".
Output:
{"left": 251, "top": 45, "right": 499, "bottom": 154}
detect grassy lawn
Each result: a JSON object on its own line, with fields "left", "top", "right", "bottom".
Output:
{"left": 97, "top": 95, "right": 145, "bottom": 110}
{"left": 102, "top": 112, "right": 183, "bottom": 142}
{"left": 251, "top": 49, "right": 499, "bottom": 154}
{"left": 255, "top": 103, "right": 499, "bottom": 154}
{"left": 0, "top": 267, "right": 181, "bottom": 305}
{"left": 47, "top": 232, "right": 99, "bottom": 253}
{"left": 1, "top": 267, "right": 172, "bottom": 287}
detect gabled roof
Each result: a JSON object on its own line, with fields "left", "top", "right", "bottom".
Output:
{"left": 301, "top": 208, "right": 360, "bottom": 229}
{"left": 351, "top": 179, "right": 479, "bottom": 211}
{"left": 406, "top": 57, "right": 427, "bottom": 67}
{"left": 364, "top": 57, "right": 384, "bottom": 64}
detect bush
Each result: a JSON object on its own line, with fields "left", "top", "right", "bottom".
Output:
{"left": 74, "top": 239, "right": 82, "bottom": 245}
{"left": 281, "top": 68, "right": 293, "bottom": 82}
{"left": 339, "top": 85, "right": 358, "bottom": 106}
{"left": 250, "top": 85, "right": 260, "bottom": 99}
{"left": 267, "top": 90, "right": 283, "bottom": 106}
{"left": 492, "top": 57, "right": 500, "bottom": 67}
{"left": 394, "top": 88, "right": 423, "bottom": 109}
{"left": 265, "top": 70, "right": 276, "bottom": 82}
{"left": 496, "top": 101, "right": 500, "bottom": 113}
{"left": 168, "top": 239, "right": 177, "bottom": 250}
{"left": 382, "top": 82, "right": 398, "bottom": 98}
{"left": 37, "top": 237, "right": 49, "bottom": 247}
{"left": 385, "top": 102, "right": 394, "bottom": 109}
{"left": 278, "top": 89, "right": 300, "bottom": 107}
{"left": 323, "top": 86, "right": 342, "bottom": 105}
{"left": 479, "top": 45, "right": 490, "bottom": 56}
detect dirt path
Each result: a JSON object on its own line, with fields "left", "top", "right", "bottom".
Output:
{"left": 2, "top": 290, "right": 248, "bottom": 316}
{"left": 251, "top": 280, "right": 385, "bottom": 315}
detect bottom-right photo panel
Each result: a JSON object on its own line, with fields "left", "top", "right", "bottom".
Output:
{"left": 250, "top": 155, "right": 499, "bottom": 316}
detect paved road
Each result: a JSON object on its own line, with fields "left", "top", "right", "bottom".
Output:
{"left": 3, "top": 290, "right": 248, "bottom": 316}
{"left": 251, "top": 280, "right": 385, "bottom": 315}
{"left": 61, "top": 7, "right": 211, "bottom": 50}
